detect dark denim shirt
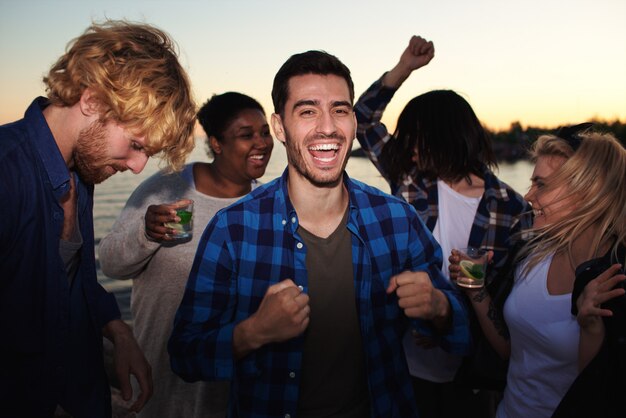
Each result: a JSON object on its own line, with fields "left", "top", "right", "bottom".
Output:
{"left": 0, "top": 98, "right": 119, "bottom": 416}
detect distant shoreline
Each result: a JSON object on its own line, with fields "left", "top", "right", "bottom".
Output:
{"left": 350, "top": 144, "right": 531, "bottom": 163}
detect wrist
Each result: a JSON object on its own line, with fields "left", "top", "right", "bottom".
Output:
{"left": 233, "top": 317, "right": 265, "bottom": 359}
{"left": 435, "top": 290, "right": 451, "bottom": 320}
{"left": 382, "top": 64, "right": 412, "bottom": 89}
{"left": 103, "top": 318, "right": 132, "bottom": 342}
{"left": 466, "top": 286, "right": 489, "bottom": 304}
{"left": 429, "top": 290, "right": 452, "bottom": 333}
{"left": 577, "top": 317, "right": 605, "bottom": 336}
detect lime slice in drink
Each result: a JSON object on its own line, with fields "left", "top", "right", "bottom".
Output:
{"left": 460, "top": 260, "right": 484, "bottom": 280}
{"left": 177, "top": 210, "right": 192, "bottom": 225}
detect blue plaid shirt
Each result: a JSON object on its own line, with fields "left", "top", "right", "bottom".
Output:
{"left": 355, "top": 77, "right": 532, "bottom": 283}
{"left": 169, "top": 169, "right": 470, "bottom": 418}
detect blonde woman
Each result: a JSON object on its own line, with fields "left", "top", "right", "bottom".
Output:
{"left": 450, "top": 124, "right": 626, "bottom": 418}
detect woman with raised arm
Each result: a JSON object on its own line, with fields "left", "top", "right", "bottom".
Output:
{"left": 354, "top": 35, "right": 530, "bottom": 418}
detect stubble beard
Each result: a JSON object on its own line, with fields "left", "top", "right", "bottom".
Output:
{"left": 73, "top": 120, "right": 123, "bottom": 184}
{"left": 284, "top": 129, "right": 351, "bottom": 188}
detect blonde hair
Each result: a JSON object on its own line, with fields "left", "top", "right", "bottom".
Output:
{"left": 44, "top": 20, "right": 196, "bottom": 171}
{"left": 519, "top": 131, "right": 626, "bottom": 272}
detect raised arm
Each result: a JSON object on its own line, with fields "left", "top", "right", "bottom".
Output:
{"left": 382, "top": 35, "right": 435, "bottom": 89}
{"left": 354, "top": 35, "right": 434, "bottom": 179}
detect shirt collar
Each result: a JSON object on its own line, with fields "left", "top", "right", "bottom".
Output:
{"left": 25, "top": 97, "right": 71, "bottom": 197}
{"left": 277, "top": 168, "right": 359, "bottom": 233}
{"left": 480, "top": 164, "right": 510, "bottom": 202}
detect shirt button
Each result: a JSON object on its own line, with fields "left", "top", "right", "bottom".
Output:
{"left": 291, "top": 217, "right": 296, "bottom": 223}
{"left": 289, "top": 371, "right": 296, "bottom": 378}
{"left": 296, "top": 242, "right": 303, "bottom": 249}
{"left": 282, "top": 219, "right": 287, "bottom": 225}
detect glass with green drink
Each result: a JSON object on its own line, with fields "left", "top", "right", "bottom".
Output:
{"left": 455, "top": 247, "right": 487, "bottom": 289}
{"left": 164, "top": 200, "right": 194, "bottom": 240}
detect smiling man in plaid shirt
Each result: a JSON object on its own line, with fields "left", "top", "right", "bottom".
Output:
{"left": 169, "top": 50, "right": 470, "bottom": 418}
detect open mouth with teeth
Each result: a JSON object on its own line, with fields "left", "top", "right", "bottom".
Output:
{"left": 248, "top": 153, "right": 269, "bottom": 166}
{"left": 308, "top": 143, "right": 340, "bottom": 164}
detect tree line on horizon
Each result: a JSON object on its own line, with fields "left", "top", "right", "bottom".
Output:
{"left": 350, "top": 118, "right": 625, "bottom": 162}
{"left": 489, "top": 118, "right": 626, "bottom": 162}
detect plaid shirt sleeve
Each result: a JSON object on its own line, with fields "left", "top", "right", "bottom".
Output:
{"left": 350, "top": 179, "right": 471, "bottom": 355}
{"left": 354, "top": 75, "right": 398, "bottom": 180}
{"left": 168, "top": 177, "right": 308, "bottom": 417}
{"left": 471, "top": 170, "right": 533, "bottom": 286}
{"left": 347, "top": 179, "right": 470, "bottom": 416}
{"left": 168, "top": 212, "right": 242, "bottom": 382}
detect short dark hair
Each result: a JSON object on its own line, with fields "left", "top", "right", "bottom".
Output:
{"left": 380, "top": 90, "right": 496, "bottom": 184}
{"left": 271, "top": 50, "right": 354, "bottom": 116}
{"left": 197, "top": 92, "right": 265, "bottom": 141}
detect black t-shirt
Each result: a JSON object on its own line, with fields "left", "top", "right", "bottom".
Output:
{"left": 296, "top": 209, "right": 371, "bottom": 417}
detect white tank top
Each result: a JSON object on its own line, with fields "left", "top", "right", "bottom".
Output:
{"left": 497, "top": 254, "right": 579, "bottom": 418}
{"left": 403, "top": 179, "right": 481, "bottom": 382}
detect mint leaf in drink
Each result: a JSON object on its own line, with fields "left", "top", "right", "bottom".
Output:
{"left": 469, "top": 264, "right": 484, "bottom": 279}
{"left": 177, "top": 210, "right": 192, "bottom": 225}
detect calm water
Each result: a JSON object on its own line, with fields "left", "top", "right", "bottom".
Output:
{"left": 94, "top": 140, "right": 533, "bottom": 319}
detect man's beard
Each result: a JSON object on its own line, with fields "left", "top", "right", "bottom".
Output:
{"left": 73, "top": 120, "right": 125, "bottom": 184}
{"left": 284, "top": 129, "right": 351, "bottom": 188}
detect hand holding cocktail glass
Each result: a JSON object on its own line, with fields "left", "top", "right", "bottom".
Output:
{"left": 144, "top": 199, "right": 194, "bottom": 241}
{"left": 449, "top": 247, "right": 491, "bottom": 289}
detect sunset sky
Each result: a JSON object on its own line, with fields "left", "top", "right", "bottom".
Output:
{"left": 1, "top": 0, "right": 624, "bottom": 132}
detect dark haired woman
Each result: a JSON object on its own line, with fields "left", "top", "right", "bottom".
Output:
{"left": 99, "top": 92, "right": 273, "bottom": 417}
{"left": 354, "top": 36, "right": 529, "bottom": 418}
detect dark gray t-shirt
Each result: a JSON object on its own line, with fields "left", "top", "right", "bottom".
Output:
{"left": 296, "top": 209, "right": 371, "bottom": 417}
{"left": 59, "top": 213, "right": 82, "bottom": 284}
